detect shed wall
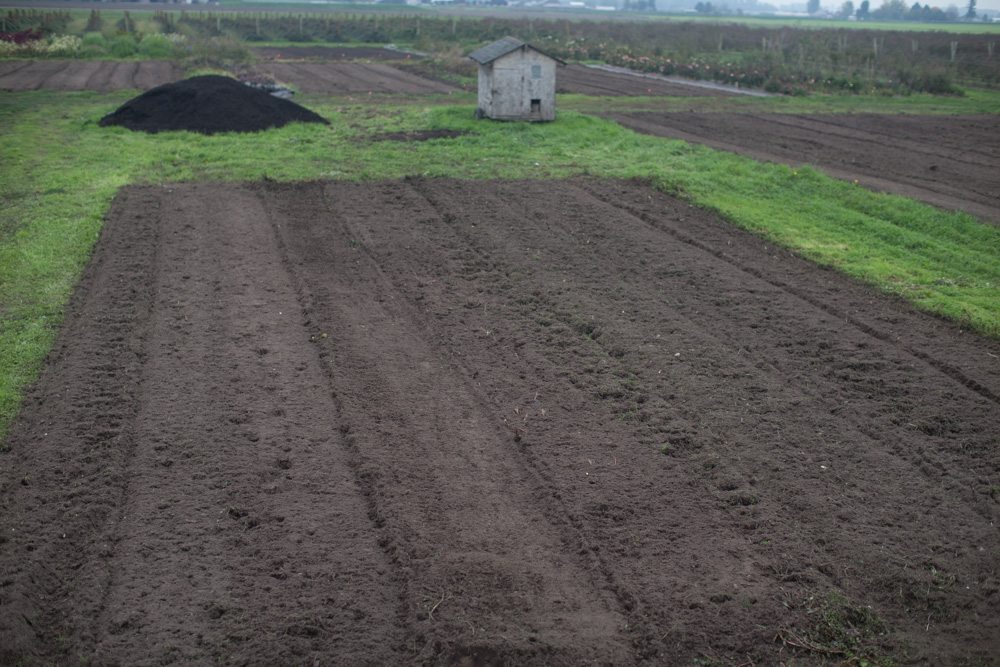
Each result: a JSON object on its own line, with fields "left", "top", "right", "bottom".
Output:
{"left": 477, "top": 47, "right": 557, "bottom": 121}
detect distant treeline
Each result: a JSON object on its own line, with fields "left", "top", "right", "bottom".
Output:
{"left": 3, "top": 8, "right": 999, "bottom": 94}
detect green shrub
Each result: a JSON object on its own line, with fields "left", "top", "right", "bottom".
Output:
{"left": 138, "top": 33, "right": 173, "bottom": 58}
{"left": 109, "top": 34, "right": 138, "bottom": 58}
{"left": 81, "top": 32, "right": 106, "bottom": 48}
{"left": 79, "top": 32, "right": 108, "bottom": 57}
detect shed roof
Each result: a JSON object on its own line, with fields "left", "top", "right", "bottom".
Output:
{"left": 468, "top": 36, "right": 566, "bottom": 66}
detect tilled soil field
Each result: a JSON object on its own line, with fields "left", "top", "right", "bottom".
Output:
{"left": 608, "top": 112, "right": 1000, "bottom": 224}
{"left": 557, "top": 64, "right": 733, "bottom": 97}
{"left": 2, "top": 179, "right": 998, "bottom": 665}
{"left": 250, "top": 46, "right": 416, "bottom": 61}
{"left": 256, "top": 62, "right": 455, "bottom": 95}
{"left": 0, "top": 60, "right": 182, "bottom": 92}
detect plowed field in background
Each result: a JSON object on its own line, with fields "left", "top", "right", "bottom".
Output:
{"left": 609, "top": 112, "right": 1000, "bottom": 224}
{"left": 257, "top": 62, "right": 455, "bottom": 94}
{"left": 0, "top": 60, "right": 182, "bottom": 91}
{"left": 251, "top": 46, "right": 412, "bottom": 61}
{"left": 1, "top": 179, "right": 997, "bottom": 665}
{"left": 557, "top": 64, "right": 733, "bottom": 97}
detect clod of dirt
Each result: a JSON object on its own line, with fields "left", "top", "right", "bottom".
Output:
{"left": 98, "top": 75, "right": 328, "bottom": 135}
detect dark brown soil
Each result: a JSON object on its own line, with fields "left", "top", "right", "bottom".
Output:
{"left": 558, "top": 64, "right": 733, "bottom": 97}
{"left": 253, "top": 62, "right": 456, "bottom": 95}
{"left": 0, "top": 59, "right": 183, "bottom": 92}
{"left": 251, "top": 45, "right": 419, "bottom": 61}
{"left": 371, "top": 129, "right": 467, "bottom": 142}
{"left": 608, "top": 111, "right": 1000, "bottom": 224}
{"left": 99, "top": 75, "right": 328, "bottom": 134}
{"left": 1, "top": 178, "right": 998, "bottom": 665}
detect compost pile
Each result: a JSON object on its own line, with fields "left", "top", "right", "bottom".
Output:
{"left": 99, "top": 75, "right": 327, "bottom": 134}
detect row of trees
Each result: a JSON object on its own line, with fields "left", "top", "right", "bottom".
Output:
{"left": 811, "top": 0, "right": 984, "bottom": 20}
{"left": 5, "top": 8, "right": 998, "bottom": 93}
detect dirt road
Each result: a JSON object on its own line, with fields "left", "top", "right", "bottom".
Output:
{"left": 608, "top": 112, "right": 1000, "bottom": 224}
{"left": 1, "top": 179, "right": 997, "bottom": 665}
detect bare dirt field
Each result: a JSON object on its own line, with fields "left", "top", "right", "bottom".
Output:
{"left": 1, "top": 178, "right": 998, "bottom": 665}
{"left": 0, "top": 60, "right": 183, "bottom": 92}
{"left": 558, "top": 64, "right": 733, "bottom": 97}
{"left": 256, "top": 62, "right": 455, "bottom": 94}
{"left": 0, "top": 59, "right": 450, "bottom": 95}
{"left": 251, "top": 45, "right": 417, "bottom": 61}
{"left": 608, "top": 112, "right": 1000, "bottom": 224}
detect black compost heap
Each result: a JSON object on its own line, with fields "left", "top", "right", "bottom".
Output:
{"left": 99, "top": 75, "right": 328, "bottom": 135}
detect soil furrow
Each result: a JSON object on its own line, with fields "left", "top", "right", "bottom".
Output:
{"left": 302, "top": 177, "right": 998, "bottom": 662}
{"left": 0, "top": 187, "right": 162, "bottom": 661}
{"left": 740, "top": 113, "right": 997, "bottom": 167}
{"left": 261, "top": 180, "right": 633, "bottom": 664}
{"left": 579, "top": 180, "right": 1000, "bottom": 406}
{"left": 91, "top": 184, "right": 401, "bottom": 665}
{"left": 2, "top": 178, "right": 997, "bottom": 665}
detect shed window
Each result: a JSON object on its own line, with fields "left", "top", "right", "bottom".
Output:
{"left": 531, "top": 99, "right": 541, "bottom": 113}
{"left": 531, "top": 64, "right": 542, "bottom": 79}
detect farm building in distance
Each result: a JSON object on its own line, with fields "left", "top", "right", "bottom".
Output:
{"left": 469, "top": 37, "right": 565, "bottom": 122}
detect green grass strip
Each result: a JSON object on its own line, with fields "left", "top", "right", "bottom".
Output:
{"left": 1, "top": 90, "right": 998, "bottom": 441}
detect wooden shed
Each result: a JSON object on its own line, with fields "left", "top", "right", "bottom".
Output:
{"left": 469, "top": 37, "right": 565, "bottom": 122}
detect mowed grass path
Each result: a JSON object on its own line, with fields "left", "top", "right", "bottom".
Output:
{"left": 1, "top": 89, "right": 998, "bottom": 440}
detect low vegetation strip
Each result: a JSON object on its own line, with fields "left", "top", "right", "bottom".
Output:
{"left": 0, "top": 90, "right": 998, "bottom": 442}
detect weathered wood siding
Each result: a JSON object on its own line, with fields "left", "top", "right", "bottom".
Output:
{"left": 478, "top": 47, "right": 557, "bottom": 122}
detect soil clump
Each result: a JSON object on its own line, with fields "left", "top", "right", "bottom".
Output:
{"left": 99, "top": 74, "right": 328, "bottom": 134}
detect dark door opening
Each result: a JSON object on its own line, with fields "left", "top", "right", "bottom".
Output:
{"left": 530, "top": 99, "right": 541, "bottom": 114}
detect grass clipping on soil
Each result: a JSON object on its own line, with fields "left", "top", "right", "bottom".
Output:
{"left": 98, "top": 75, "right": 328, "bottom": 135}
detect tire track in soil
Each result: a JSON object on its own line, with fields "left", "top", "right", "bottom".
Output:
{"left": 259, "top": 181, "right": 633, "bottom": 665}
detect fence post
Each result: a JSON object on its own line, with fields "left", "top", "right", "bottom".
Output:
{"left": 950, "top": 40, "right": 958, "bottom": 62}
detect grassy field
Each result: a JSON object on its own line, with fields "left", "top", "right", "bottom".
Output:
{"left": 0, "top": 89, "right": 998, "bottom": 442}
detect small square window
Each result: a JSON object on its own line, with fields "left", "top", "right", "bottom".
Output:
{"left": 531, "top": 99, "right": 541, "bottom": 113}
{"left": 531, "top": 64, "right": 542, "bottom": 79}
